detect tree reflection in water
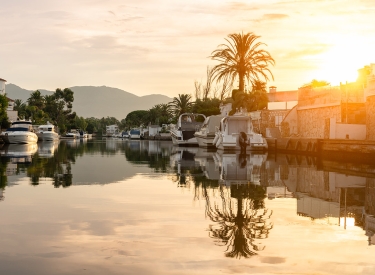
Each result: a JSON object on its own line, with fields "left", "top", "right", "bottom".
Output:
{"left": 204, "top": 183, "right": 273, "bottom": 258}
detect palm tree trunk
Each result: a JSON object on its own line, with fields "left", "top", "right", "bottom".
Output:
{"left": 239, "top": 72, "right": 245, "bottom": 92}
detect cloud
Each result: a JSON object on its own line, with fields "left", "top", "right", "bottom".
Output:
{"left": 227, "top": 1, "right": 260, "bottom": 11}
{"left": 283, "top": 44, "right": 331, "bottom": 59}
{"left": 262, "top": 13, "right": 289, "bottom": 20}
{"left": 118, "top": 15, "right": 144, "bottom": 22}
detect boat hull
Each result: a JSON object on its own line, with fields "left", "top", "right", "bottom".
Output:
{"left": 216, "top": 134, "right": 268, "bottom": 152}
{"left": 171, "top": 130, "right": 199, "bottom": 146}
{"left": 37, "top": 132, "right": 59, "bottom": 142}
{"left": 194, "top": 133, "right": 216, "bottom": 148}
{"left": 2, "top": 131, "right": 38, "bottom": 144}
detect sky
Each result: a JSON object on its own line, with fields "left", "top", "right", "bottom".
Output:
{"left": 1, "top": 0, "right": 375, "bottom": 97}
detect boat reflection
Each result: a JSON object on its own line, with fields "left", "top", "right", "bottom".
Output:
{"left": 0, "top": 143, "right": 38, "bottom": 163}
{"left": 37, "top": 141, "right": 58, "bottom": 158}
{"left": 213, "top": 151, "right": 267, "bottom": 186}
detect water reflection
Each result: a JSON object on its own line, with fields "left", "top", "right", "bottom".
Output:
{"left": 169, "top": 147, "right": 273, "bottom": 257}
{"left": 0, "top": 140, "right": 375, "bottom": 249}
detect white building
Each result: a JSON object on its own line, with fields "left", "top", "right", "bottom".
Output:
{"left": 0, "top": 78, "right": 5, "bottom": 95}
{"left": 148, "top": 125, "right": 162, "bottom": 137}
{"left": 105, "top": 125, "right": 119, "bottom": 137}
{"left": 0, "top": 78, "right": 18, "bottom": 123}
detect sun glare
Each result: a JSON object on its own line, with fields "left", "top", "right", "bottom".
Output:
{"left": 312, "top": 38, "right": 371, "bottom": 86}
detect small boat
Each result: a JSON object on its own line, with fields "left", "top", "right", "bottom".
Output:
{"left": 121, "top": 131, "right": 130, "bottom": 138}
{"left": 194, "top": 115, "right": 224, "bottom": 148}
{"left": 129, "top": 128, "right": 141, "bottom": 139}
{"left": 213, "top": 113, "right": 268, "bottom": 152}
{"left": 170, "top": 113, "right": 206, "bottom": 146}
{"left": 0, "top": 120, "right": 38, "bottom": 144}
{"left": 36, "top": 122, "right": 59, "bottom": 141}
{"left": 61, "top": 129, "right": 80, "bottom": 139}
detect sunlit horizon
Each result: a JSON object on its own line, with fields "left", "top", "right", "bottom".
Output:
{"left": 1, "top": 0, "right": 374, "bottom": 97}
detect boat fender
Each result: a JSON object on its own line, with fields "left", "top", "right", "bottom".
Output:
{"left": 212, "top": 134, "right": 219, "bottom": 145}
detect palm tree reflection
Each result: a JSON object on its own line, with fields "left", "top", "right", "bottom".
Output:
{"left": 203, "top": 157, "right": 273, "bottom": 258}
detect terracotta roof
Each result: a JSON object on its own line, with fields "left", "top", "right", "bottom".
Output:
{"left": 0, "top": 78, "right": 6, "bottom": 82}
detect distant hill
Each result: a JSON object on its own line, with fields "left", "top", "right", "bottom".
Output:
{"left": 5, "top": 84, "right": 173, "bottom": 120}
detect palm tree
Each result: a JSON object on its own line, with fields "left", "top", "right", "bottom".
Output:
{"left": 204, "top": 184, "right": 273, "bottom": 258}
{"left": 169, "top": 94, "right": 193, "bottom": 118}
{"left": 14, "top": 99, "right": 27, "bottom": 119}
{"left": 210, "top": 32, "right": 275, "bottom": 93}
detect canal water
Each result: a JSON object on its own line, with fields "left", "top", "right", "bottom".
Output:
{"left": 0, "top": 139, "right": 374, "bottom": 275}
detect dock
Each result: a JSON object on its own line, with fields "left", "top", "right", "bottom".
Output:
{"left": 266, "top": 137, "right": 375, "bottom": 159}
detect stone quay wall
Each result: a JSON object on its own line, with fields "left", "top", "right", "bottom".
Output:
{"left": 366, "top": 95, "right": 375, "bottom": 140}
{"left": 297, "top": 106, "right": 341, "bottom": 138}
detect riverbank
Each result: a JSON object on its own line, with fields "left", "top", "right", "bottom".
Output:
{"left": 266, "top": 137, "right": 375, "bottom": 159}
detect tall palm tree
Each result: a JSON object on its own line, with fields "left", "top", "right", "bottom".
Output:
{"left": 169, "top": 94, "right": 193, "bottom": 118}
{"left": 204, "top": 184, "right": 273, "bottom": 258}
{"left": 210, "top": 33, "right": 275, "bottom": 93}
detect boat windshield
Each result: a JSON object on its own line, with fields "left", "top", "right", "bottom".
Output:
{"left": 6, "top": 127, "right": 30, "bottom": 132}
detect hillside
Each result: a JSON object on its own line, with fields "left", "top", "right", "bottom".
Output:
{"left": 5, "top": 84, "right": 173, "bottom": 120}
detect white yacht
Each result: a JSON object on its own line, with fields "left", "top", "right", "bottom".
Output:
{"left": 36, "top": 122, "right": 59, "bottom": 141}
{"left": 213, "top": 113, "right": 268, "bottom": 152}
{"left": 170, "top": 113, "right": 206, "bottom": 146}
{"left": 194, "top": 115, "right": 224, "bottom": 148}
{"left": 0, "top": 120, "right": 38, "bottom": 144}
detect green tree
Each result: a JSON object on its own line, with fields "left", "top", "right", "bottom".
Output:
{"left": 169, "top": 94, "right": 193, "bottom": 119}
{"left": 27, "top": 90, "right": 45, "bottom": 110}
{"left": 192, "top": 98, "right": 221, "bottom": 117}
{"left": 210, "top": 32, "right": 275, "bottom": 93}
{"left": 0, "top": 95, "right": 9, "bottom": 129}
{"left": 73, "top": 116, "right": 88, "bottom": 131}
{"left": 44, "top": 88, "right": 76, "bottom": 133}
{"left": 124, "top": 111, "right": 148, "bottom": 129}
{"left": 147, "top": 104, "right": 172, "bottom": 126}
{"left": 13, "top": 99, "right": 27, "bottom": 119}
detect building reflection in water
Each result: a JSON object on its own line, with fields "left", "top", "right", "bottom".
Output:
{"left": 1, "top": 140, "right": 375, "bottom": 247}
{"left": 177, "top": 147, "right": 375, "bottom": 248}
{"left": 265, "top": 153, "right": 375, "bottom": 245}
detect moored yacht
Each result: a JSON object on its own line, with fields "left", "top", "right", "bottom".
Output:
{"left": 36, "top": 122, "right": 59, "bottom": 141}
{"left": 0, "top": 120, "right": 38, "bottom": 144}
{"left": 194, "top": 115, "right": 224, "bottom": 148}
{"left": 170, "top": 113, "right": 206, "bottom": 146}
{"left": 61, "top": 129, "right": 80, "bottom": 139}
{"left": 213, "top": 113, "right": 267, "bottom": 152}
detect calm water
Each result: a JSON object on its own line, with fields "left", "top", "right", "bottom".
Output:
{"left": 0, "top": 139, "right": 374, "bottom": 275}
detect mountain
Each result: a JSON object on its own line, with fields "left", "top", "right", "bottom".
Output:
{"left": 5, "top": 84, "right": 173, "bottom": 120}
